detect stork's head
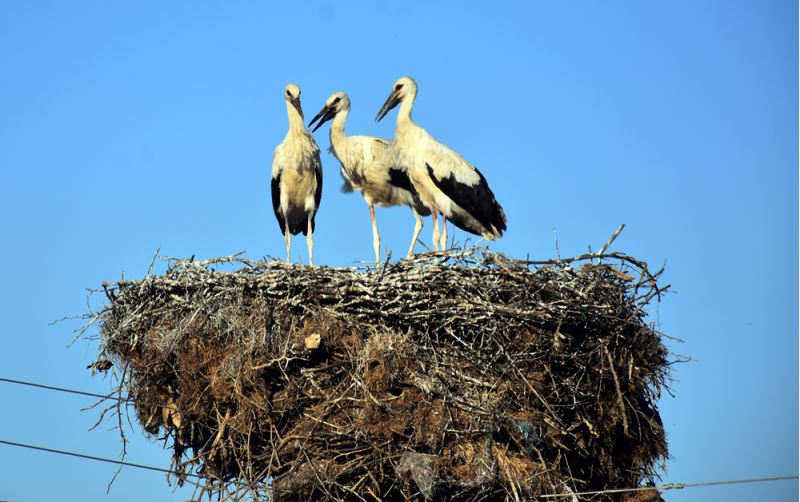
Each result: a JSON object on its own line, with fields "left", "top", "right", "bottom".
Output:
{"left": 284, "top": 83, "right": 303, "bottom": 118}
{"left": 308, "top": 92, "right": 350, "bottom": 133}
{"left": 376, "top": 76, "right": 417, "bottom": 122}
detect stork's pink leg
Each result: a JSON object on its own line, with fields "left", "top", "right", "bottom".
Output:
{"left": 284, "top": 226, "right": 291, "bottom": 263}
{"left": 407, "top": 207, "right": 424, "bottom": 258}
{"left": 306, "top": 215, "right": 314, "bottom": 266}
{"left": 431, "top": 211, "right": 440, "bottom": 251}
{"left": 441, "top": 216, "right": 448, "bottom": 251}
{"left": 369, "top": 204, "right": 381, "bottom": 264}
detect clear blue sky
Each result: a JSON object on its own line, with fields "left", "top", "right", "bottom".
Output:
{"left": 0, "top": 1, "right": 796, "bottom": 500}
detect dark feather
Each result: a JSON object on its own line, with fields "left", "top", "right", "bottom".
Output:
{"left": 310, "top": 165, "right": 322, "bottom": 234}
{"left": 388, "top": 167, "right": 432, "bottom": 216}
{"left": 341, "top": 178, "right": 354, "bottom": 193}
{"left": 339, "top": 166, "right": 357, "bottom": 193}
{"left": 426, "top": 163, "right": 506, "bottom": 236}
{"left": 412, "top": 195, "right": 432, "bottom": 217}
{"left": 286, "top": 210, "right": 308, "bottom": 236}
{"left": 271, "top": 174, "right": 285, "bottom": 234}
{"left": 388, "top": 167, "right": 415, "bottom": 193}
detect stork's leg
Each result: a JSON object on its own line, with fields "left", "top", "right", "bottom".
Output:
{"left": 306, "top": 216, "right": 314, "bottom": 266}
{"left": 440, "top": 216, "right": 449, "bottom": 251}
{"left": 284, "top": 226, "right": 291, "bottom": 263}
{"left": 406, "top": 207, "right": 424, "bottom": 258}
{"left": 369, "top": 204, "right": 380, "bottom": 264}
{"left": 431, "top": 211, "right": 440, "bottom": 252}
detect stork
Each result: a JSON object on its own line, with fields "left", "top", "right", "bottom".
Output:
{"left": 271, "top": 83, "right": 323, "bottom": 265}
{"left": 376, "top": 77, "right": 506, "bottom": 251}
{"left": 308, "top": 92, "right": 430, "bottom": 263}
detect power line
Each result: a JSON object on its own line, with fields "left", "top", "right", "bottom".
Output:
{"left": 0, "top": 376, "right": 183, "bottom": 411}
{"left": 0, "top": 438, "right": 198, "bottom": 478}
{"left": 0, "top": 375, "right": 179, "bottom": 411}
{"left": 0, "top": 377, "right": 124, "bottom": 402}
{"left": 539, "top": 475, "right": 799, "bottom": 499}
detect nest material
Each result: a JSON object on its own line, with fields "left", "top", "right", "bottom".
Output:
{"left": 93, "top": 248, "right": 670, "bottom": 501}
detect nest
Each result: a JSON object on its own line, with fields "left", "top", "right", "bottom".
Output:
{"left": 90, "top": 247, "right": 671, "bottom": 501}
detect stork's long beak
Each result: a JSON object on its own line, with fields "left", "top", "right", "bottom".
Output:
{"left": 308, "top": 104, "right": 337, "bottom": 133}
{"left": 375, "top": 90, "right": 401, "bottom": 122}
{"left": 290, "top": 96, "right": 303, "bottom": 119}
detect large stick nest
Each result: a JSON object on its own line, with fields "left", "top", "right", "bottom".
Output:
{"left": 91, "top": 248, "right": 671, "bottom": 501}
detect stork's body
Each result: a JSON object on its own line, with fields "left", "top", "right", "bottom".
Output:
{"left": 271, "top": 84, "right": 322, "bottom": 265}
{"left": 376, "top": 77, "right": 506, "bottom": 250}
{"left": 309, "top": 92, "right": 430, "bottom": 262}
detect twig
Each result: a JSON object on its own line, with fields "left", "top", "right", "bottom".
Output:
{"left": 597, "top": 224, "right": 625, "bottom": 256}
{"left": 552, "top": 226, "right": 561, "bottom": 260}
{"left": 604, "top": 345, "right": 629, "bottom": 437}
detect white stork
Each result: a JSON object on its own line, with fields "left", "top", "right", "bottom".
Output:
{"left": 375, "top": 77, "right": 506, "bottom": 250}
{"left": 271, "top": 83, "right": 322, "bottom": 265}
{"left": 308, "top": 92, "right": 430, "bottom": 263}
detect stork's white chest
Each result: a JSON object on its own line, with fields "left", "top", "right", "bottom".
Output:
{"left": 280, "top": 167, "right": 318, "bottom": 212}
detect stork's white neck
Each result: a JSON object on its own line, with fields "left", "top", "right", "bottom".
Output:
{"left": 286, "top": 101, "right": 305, "bottom": 133}
{"left": 397, "top": 88, "right": 416, "bottom": 125}
{"left": 329, "top": 108, "right": 349, "bottom": 147}
{"left": 332, "top": 108, "right": 349, "bottom": 134}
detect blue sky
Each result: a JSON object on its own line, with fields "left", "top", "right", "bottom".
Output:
{"left": 0, "top": 1, "right": 796, "bottom": 500}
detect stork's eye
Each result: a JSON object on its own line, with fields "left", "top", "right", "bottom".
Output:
{"left": 332, "top": 97, "right": 341, "bottom": 104}
{"left": 286, "top": 90, "right": 292, "bottom": 97}
{"left": 394, "top": 84, "right": 403, "bottom": 91}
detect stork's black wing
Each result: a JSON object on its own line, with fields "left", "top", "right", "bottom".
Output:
{"left": 271, "top": 172, "right": 285, "bottom": 234}
{"left": 388, "top": 167, "right": 414, "bottom": 193}
{"left": 426, "top": 163, "right": 506, "bottom": 236}
{"left": 309, "top": 161, "right": 322, "bottom": 234}
{"left": 389, "top": 167, "right": 431, "bottom": 216}
{"left": 314, "top": 166, "right": 323, "bottom": 210}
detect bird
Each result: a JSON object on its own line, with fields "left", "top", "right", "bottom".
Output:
{"left": 271, "top": 83, "right": 323, "bottom": 265}
{"left": 308, "top": 91, "right": 431, "bottom": 263}
{"left": 375, "top": 77, "right": 506, "bottom": 251}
